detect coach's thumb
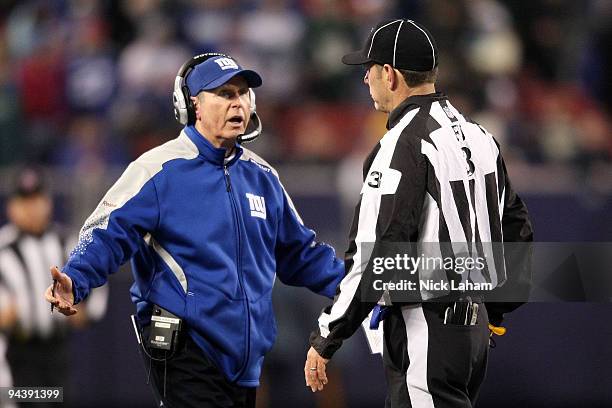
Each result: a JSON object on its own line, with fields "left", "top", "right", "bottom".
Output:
{"left": 50, "top": 266, "right": 69, "bottom": 285}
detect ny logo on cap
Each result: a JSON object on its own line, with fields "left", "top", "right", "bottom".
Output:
{"left": 215, "top": 57, "right": 239, "bottom": 71}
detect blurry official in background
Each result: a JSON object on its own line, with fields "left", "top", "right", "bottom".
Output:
{"left": 0, "top": 168, "right": 108, "bottom": 398}
{"left": 305, "top": 19, "right": 533, "bottom": 407}
{"left": 0, "top": 276, "right": 16, "bottom": 408}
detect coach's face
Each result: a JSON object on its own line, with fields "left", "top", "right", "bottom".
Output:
{"left": 364, "top": 63, "right": 391, "bottom": 113}
{"left": 193, "top": 76, "right": 251, "bottom": 150}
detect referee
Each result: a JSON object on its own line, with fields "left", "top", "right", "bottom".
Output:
{"left": 0, "top": 168, "right": 108, "bottom": 395}
{"left": 0, "top": 275, "right": 16, "bottom": 408}
{"left": 305, "top": 19, "right": 533, "bottom": 407}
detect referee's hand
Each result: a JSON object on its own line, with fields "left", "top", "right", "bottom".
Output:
{"left": 44, "top": 266, "right": 77, "bottom": 316}
{"left": 304, "top": 346, "right": 329, "bottom": 392}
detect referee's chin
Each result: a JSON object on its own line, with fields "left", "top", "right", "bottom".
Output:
{"left": 373, "top": 101, "right": 389, "bottom": 114}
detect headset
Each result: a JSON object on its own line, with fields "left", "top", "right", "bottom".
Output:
{"left": 172, "top": 52, "right": 262, "bottom": 144}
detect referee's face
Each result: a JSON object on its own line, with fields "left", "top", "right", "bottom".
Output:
{"left": 7, "top": 193, "right": 52, "bottom": 235}
{"left": 364, "top": 64, "right": 389, "bottom": 113}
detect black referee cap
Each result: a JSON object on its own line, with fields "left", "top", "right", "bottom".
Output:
{"left": 12, "top": 167, "right": 46, "bottom": 197}
{"left": 342, "top": 18, "right": 438, "bottom": 72}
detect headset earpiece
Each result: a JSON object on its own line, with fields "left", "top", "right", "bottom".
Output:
{"left": 248, "top": 88, "right": 256, "bottom": 112}
{"left": 173, "top": 79, "right": 188, "bottom": 125}
{"left": 182, "top": 85, "right": 195, "bottom": 125}
{"left": 173, "top": 52, "right": 229, "bottom": 126}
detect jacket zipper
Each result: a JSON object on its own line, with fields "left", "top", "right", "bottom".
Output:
{"left": 224, "top": 164, "right": 251, "bottom": 379}
{"left": 224, "top": 166, "right": 232, "bottom": 192}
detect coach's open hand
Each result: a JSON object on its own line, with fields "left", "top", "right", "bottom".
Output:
{"left": 304, "top": 346, "right": 329, "bottom": 392}
{"left": 44, "top": 266, "right": 77, "bottom": 316}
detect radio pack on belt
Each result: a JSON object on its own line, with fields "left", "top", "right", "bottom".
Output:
{"left": 443, "top": 296, "right": 479, "bottom": 326}
{"left": 148, "top": 305, "right": 182, "bottom": 351}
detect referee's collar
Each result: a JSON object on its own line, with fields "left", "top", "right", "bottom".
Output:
{"left": 387, "top": 92, "right": 446, "bottom": 129}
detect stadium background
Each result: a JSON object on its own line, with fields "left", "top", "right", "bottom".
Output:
{"left": 0, "top": 0, "right": 610, "bottom": 407}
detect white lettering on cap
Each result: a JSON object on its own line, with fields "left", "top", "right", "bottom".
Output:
{"left": 215, "top": 57, "right": 239, "bottom": 70}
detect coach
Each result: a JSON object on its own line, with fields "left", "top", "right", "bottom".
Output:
{"left": 45, "top": 53, "right": 344, "bottom": 407}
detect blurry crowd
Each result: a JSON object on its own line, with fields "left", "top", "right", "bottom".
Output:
{"left": 0, "top": 1, "right": 610, "bottom": 406}
{"left": 0, "top": 0, "right": 609, "bottom": 175}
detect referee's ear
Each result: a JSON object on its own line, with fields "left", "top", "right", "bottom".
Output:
{"left": 382, "top": 64, "right": 400, "bottom": 91}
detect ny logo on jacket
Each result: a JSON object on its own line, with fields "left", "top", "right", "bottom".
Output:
{"left": 245, "top": 193, "right": 266, "bottom": 219}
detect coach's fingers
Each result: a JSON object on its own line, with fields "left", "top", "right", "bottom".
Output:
{"left": 50, "top": 267, "right": 74, "bottom": 295}
{"left": 45, "top": 284, "right": 77, "bottom": 316}
{"left": 56, "top": 301, "right": 78, "bottom": 316}
{"left": 48, "top": 266, "right": 76, "bottom": 314}
{"left": 44, "top": 284, "right": 59, "bottom": 306}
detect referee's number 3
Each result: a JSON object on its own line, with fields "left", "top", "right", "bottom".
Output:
{"left": 461, "top": 147, "right": 475, "bottom": 177}
{"left": 453, "top": 123, "right": 475, "bottom": 177}
{"left": 367, "top": 171, "right": 382, "bottom": 188}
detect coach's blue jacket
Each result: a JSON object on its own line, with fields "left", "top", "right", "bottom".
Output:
{"left": 63, "top": 125, "right": 344, "bottom": 386}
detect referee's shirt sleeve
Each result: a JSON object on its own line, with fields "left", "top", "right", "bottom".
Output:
{"left": 311, "top": 134, "right": 428, "bottom": 359}
{"left": 486, "top": 154, "right": 534, "bottom": 325}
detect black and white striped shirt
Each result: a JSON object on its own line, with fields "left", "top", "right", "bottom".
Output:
{"left": 0, "top": 224, "right": 108, "bottom": 340}
{"left": 311, "top": 92, "right": 533, "bottom": 358}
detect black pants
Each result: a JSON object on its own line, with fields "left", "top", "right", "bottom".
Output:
{"left": 6, "top": 337, "right": 68, "bottom": 408}
{"left": 382, "top": 303, "right": 489, "bottom": 408}
{"left": 140, "top": 328, "right": 256, "bottom": 408}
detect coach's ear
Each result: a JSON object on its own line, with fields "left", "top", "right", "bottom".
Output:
{"left": 191, "top": 96, "right": 201, "bottom": 121}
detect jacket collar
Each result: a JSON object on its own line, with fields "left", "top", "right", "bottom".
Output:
{"left": 387, "top": 92, "right": 447, "bottom": 129}
{"left": 183, "top": 125, "right": 243, "bottom": 166}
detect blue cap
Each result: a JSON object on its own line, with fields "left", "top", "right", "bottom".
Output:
{"left": 186, "top": 56, "right": 262, "bottom": 95}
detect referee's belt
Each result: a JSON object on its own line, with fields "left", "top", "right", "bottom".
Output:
{"left": 369, "top": 295, "right": 484, "bottom": 329}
